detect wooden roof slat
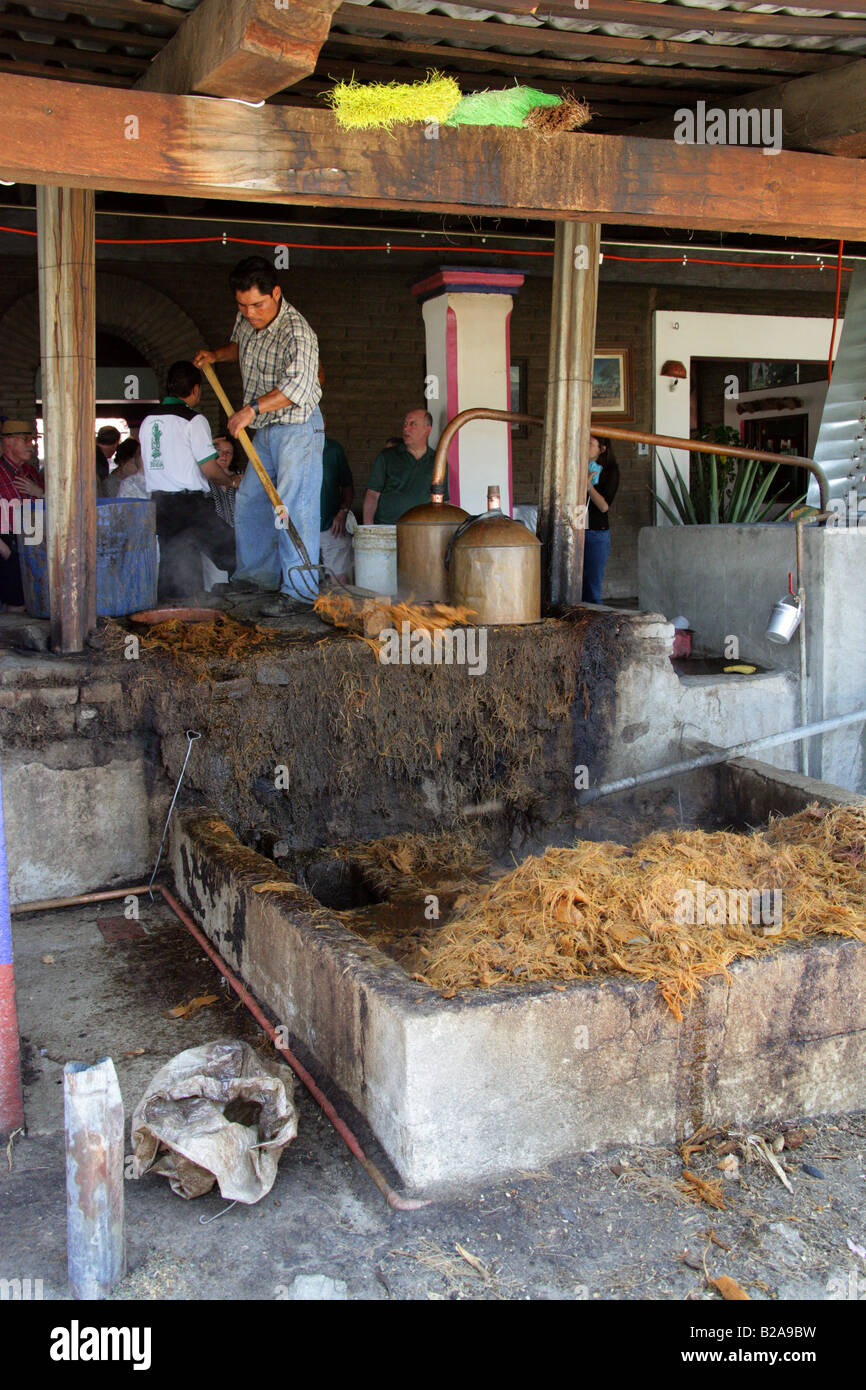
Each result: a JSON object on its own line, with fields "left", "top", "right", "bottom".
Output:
{"left": 0, "top": 12, "right": 162, "bottom": 51}
{"left": 321, "top": 30, "right": 790, "bottom": 86}
{"left": 8, "top": 0, "right": 182, "bottom": 31}
{"left": 0, "top": 57, "right": 132, "bottom": 87}
{"left": 329, "top": 3, "right": 853, "bottom": 73}
{"left": 0, "top": 36, "right": 148, "bottom": 73}
{"left": 513, "top": 0, "right": 866, "bottom": 40}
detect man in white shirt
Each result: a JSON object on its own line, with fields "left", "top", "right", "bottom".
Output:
{"left": 140, "top": 361, "right": 236, "bottom": 600}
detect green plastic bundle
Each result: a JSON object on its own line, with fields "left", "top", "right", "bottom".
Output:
{"left": 446, "top": 87, "right": 561, "bottom": 127}
{"left": 324, "top": 74, "right": 591, "bottom": 134}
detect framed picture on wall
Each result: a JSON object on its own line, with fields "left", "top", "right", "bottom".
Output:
{"left": 592, "top": 347, "right": 633, "bottom": 421}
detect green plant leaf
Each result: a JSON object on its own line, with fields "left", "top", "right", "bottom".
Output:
{"left": 708, "top": 453, "right": 720, "bottom": 524}
{"left": 647, "top": 486, "right": 683, "bottom": 526}
{"left": 655, "top": 454, "right": 693, "bottom": 524}
{"left": 744, "top": 462, "right": 782, "bottom": 520}
{"left": 728, "top": 457, "right": 759, "bottom": 522}
{"left": 691, "top": 451, "right": 708, "bottom": 524}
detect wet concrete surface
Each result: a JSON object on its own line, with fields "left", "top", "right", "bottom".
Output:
{"left": 2, "top": 893, "right": 865, "bottom": 1302}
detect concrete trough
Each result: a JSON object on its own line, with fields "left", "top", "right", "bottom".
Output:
{"left": 170, "top": 760, "right": 866, "bottom": 1192}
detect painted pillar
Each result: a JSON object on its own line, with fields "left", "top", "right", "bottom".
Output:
{"left": 411, "top": 267, "right": 524, "bottom": 516}
{"left": 0, "top": 763, "right": 24, "bottom": 1136}
{"left": 37, "top": 187, "right": 96, "bottom": 653}
{"left": 539, "top": 222, "right": 601, "bottom": 607}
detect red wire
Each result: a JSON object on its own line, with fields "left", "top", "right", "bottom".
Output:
{"left": 0, "top": 223, "right": 856, "bottom": 272}
{"left": 829, "top": 239, "right": 844, "bottom": 382}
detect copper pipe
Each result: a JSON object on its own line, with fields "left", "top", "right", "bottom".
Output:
{"left": 599, "top": 424, "right": 829, "bottom": 512}
{"left": 158, "top": 886, "right": 431, "bottom": 1213}
{"left": 12, "top": 885, "right": 154, "bottom": 915}
{"left": 431, "top": 409, "right": 542, "bottom": 495}
{"left": 430, "top": 409, "right": 830, "bottom": 512}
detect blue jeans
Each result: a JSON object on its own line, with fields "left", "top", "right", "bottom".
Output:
{"left": 582, "top": 529, "right": 611, "bottom": 604}
{"left": 233, "top": 410, "right": 324, "bottom": 597}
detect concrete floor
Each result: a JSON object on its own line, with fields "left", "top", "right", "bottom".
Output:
{"left": 2, "top": 892, "right": 866, "bottom": 1302}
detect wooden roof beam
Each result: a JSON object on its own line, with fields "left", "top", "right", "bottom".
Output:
{"left": 2, "top": 72, "right": 866, "bottom": 238}
{"left": 136, "top": 0, "right": 343, "bottom": 99}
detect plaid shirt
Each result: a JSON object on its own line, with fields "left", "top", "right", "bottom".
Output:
{"left": 231, "top": 299, "right": 321, "bottom": 427}
{"left": 0, "top": 453, "right": 41, "bottom": 504}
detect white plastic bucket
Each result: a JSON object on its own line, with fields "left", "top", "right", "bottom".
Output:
{"left": 353, "top": 524, "right": 397, "bottom": 595}
{"left": 765, "top": 592, "right": 802, "bottom": 644}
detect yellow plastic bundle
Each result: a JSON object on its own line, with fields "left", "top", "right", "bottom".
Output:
{"left": 325, "top": 73, "right": 462, "bottom": 130}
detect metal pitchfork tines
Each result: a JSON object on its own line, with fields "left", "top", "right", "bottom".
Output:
{"left": 200, "top": 361, "right": 323, "bottom": 601}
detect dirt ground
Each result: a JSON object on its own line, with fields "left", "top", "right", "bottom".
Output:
{"left": 2, "top": 893, "right": 865, "bottom": 1305}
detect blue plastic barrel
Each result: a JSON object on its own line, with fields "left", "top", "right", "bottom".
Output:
{"left": 18, "top": 498, "right": 158, "bottom": 619}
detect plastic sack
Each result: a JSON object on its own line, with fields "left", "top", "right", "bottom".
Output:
{"left": 131, "top": 1040, "right": 297, "bottom": 1203}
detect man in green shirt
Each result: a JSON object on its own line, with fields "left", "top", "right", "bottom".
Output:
{"left": 362, "top": 408, "right": 446, "bottom": 524}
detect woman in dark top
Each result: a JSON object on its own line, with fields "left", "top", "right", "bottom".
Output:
{"left": 582, "top": 434, "right": 619, "bottom": 604}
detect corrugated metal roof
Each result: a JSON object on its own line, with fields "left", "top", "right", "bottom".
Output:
{"left": 331, "top": 1, "right": 866, "bottom": 63}
{"left": 1, "top": 1, "right": 865, "bottom": 87}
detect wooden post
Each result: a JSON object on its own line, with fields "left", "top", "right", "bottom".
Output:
{"left": 37, "top": 187, "right": 96, "bottom": 652}
{"left": 538, "top": 221, "right": 601, "bottom": 608}
{"left": 64, "top": 1057, "right": 126, "bottom": 1299}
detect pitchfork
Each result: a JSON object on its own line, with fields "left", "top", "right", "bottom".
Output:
{"left": 201, "top": 361, "right": 325, "bottom": 600}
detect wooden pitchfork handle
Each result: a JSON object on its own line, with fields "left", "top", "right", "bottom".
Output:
{"left": 200, "top": 360, "right": 314, "bottom": 567}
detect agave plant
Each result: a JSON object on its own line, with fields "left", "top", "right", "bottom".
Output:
{"left": 650, "top": 448, "right": 805, "bottom": 525}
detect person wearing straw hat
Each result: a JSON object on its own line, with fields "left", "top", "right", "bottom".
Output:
{"left": 0, "top": 418, "right": 43, "bottom": 609}
{"left": 193, "top": 256, "right": 323, "bottom": 615}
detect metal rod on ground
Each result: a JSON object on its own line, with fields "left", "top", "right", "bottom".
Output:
{"left": 148, "top": 729, "right": 200, "bottom": 898}
{"left": 64, "top": 1056, "right": 125, "bottom": 1299}
{"left": 158, "top": 886, "right": 431, "bottom": 1212}
{"left": 579, "top": 708, "right": 866, "bottom": 804}
{"left": 12, "top": 885, "right": 155, "bottom": 915}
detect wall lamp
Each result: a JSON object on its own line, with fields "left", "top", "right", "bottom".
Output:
{"left": 660, "top": 359, "right": 687, "bottom": 391}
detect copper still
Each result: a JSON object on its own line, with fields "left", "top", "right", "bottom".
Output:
{"left": 447, "top": 487, "right": 541, "bottom": 625}
{"left": 396, "top": 498, "right": 469, "bottom": 602}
